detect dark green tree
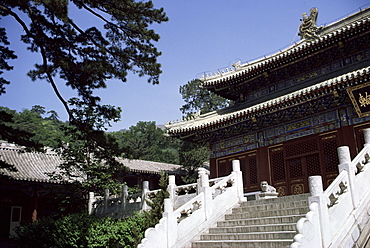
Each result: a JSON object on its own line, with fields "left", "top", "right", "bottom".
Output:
{"left": 144, "top": 173, "right": 169, "bottom": 226}
{"left": 179, "top": 141, "right": 209, "bottom": 183}
{"left": 0, "top": 107, "right": 44, "bottom": 152}
{"left": 0, "top": 1, "right": 168, "bottom": 191}
{"left": 179, "top": 79, "right": 232, "bottom": 117}
{"left": 0, "top": 106, "right": 66, "bottom": 149}
{"left": 178, "top": 79, "right": 229, "bottom": 182}
{"left": 110, "top": 121, "right": 180, "bottom": 164}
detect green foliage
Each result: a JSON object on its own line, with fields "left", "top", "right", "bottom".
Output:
{"left": 55, "top": 103, "right": 127, "bottom": 193}
{"left": 179, "top": 79, "right": 232, "bottom": 117}
{"left": 0, "top": 107, "right": 44, "bottom": 151}
{"left": 0, "top": 106, "right": 68, "bottom": 149}
{"left": 144, "top": 173, "right": 169, "bottom": 225}
{"left": 179, "top": 141, "right": 209, "bottom": 183}
{"left": 110, "top": 121, "right": 181, "bottom": 164}
{"left": 14, "top": 212, "right": 152, "bottom": 248}
{"left": 1, "top": 0, "right": 168, "bottom": 200}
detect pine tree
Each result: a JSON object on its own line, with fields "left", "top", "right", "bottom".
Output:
{"left": 144, "top": 173, "right": 169, "bottom": 226}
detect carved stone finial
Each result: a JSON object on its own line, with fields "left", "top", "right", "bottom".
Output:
{"left": 298, "top": 7, "right": 322, "bottom": 41}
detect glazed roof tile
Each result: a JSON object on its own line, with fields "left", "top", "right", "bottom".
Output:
{"left": 0, "top": 147, "right": 70, "bottom": 183}
{"left": 201, "top": 7, "right": 370, "bottom": 86}
{"left": 0, "top": 147, "right": 182, "bottom": 183}
{"left": 115, "top": 158, "right": 182, "bottom": 174}
{"left": 167, "top": 65, "right": 370, "bottom": 134}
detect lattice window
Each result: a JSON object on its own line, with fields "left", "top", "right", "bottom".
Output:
{"left": 322, "top": 139, "right": 339, "bottom": 173}
{"left": 249, "top": 156, "right": 258, "bottom": 185}
{"left": 286, "top": 139, "right": 318, "bottom": 157}
{"left": 218, "top": 161, "right": 228, "bottom": 177}
{"left": 357, "top": 128, "right": 366, "bottom": 150}
{"left": 272, "top": 151, "right": 286, "bottom": 181}
{"left": 306, "top": 153, "right": 321, "bottom": 176}
{"left": 288, "top": 158, "right": 303, "bottom": 178}
{"left": 240, "top": 159, "right": 248, "bottom": 186}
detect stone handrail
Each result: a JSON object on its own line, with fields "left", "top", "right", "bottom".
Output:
{"left": 138, "top": 160, "right": 245, "bottom": 248}
{"left": 323, "top": 170, "right": 348, "bottom": 208}
{"left": 89, "top": 181, "right": 161, "bottom": 218}
{"left": 291, "top": 128, "right": 370, "bottom": 248}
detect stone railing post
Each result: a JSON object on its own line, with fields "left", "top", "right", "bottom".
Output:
{"left": 163, "top": 198, "right": 177, "bottom": 248}
{"left": 167, "top": 175, "right": 176, "bottom": 202}
{"left": 363, "top": 128, "right": 370, "bottom": 146}
{"left": 337, "top": 146, "right": 359, "bottom": 208}
{"left": 232, "top": 160, "right": 245, "bottom": 201}
{"left": 104, "top": 189, "right": 109, "bottom": 215}
{"left": 197, "top": 167, "right": 212, "bottom": 220}
{"left": 141, "top": 181, "right": 150, "bottom": 211}
{"left": 308, "top": 175, "right": 331, "bottom": 248}
{"left": 88, "top": 192, "right": 95, "bottom": 214}
{"left": 122, "top": 184, "right": 128, "bottom": 211}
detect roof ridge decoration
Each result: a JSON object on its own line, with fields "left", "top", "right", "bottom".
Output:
{"left": 200, "top": 6, "right": 370, "bottom": 84}
{"left": 298, "top": 7, "right": 323, "bottom": 41}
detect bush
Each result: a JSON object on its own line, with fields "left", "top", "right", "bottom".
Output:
{"left": 14, "top": 174, "right": 170, "bottom": 247}
{"left": 14, "top": 212, "right": 151, "bottom": 248}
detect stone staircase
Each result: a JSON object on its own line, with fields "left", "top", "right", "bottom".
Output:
{"left": 192, "top": 193, "right": 310, "bottom": 248}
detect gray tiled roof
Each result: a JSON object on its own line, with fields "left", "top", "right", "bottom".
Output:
{"left": 0, "top": 147, "right": 182, "bottom": 183}
{"left": 0, "top": 147, "right": 67, "bottom": 183}
{"left": 115, "top": 157, "right": 182, "bottom": 174}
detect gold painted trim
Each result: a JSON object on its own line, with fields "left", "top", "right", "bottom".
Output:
{"left": 347, "top": 81, "right": 370, "bottom": 118}
{"left": 268, "top": 143, "right": 283, "bottom": 149}
{"left": 275, "top": 182, "right": 286, "bottom": 186}
{"left": 322, "top": 135, "right": 337, "bottom": 140}
{"left": 319, "top": 130, "right": 337, "bottom": 136}
{"left": 291, "top": 179, "right": 304, "bottom": 183}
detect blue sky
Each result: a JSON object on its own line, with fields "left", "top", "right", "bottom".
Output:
{"left": 0, "top": 0, "right": 368, "bottom": 131}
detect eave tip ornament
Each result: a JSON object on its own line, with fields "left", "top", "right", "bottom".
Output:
{"left": 298, "top": 7, "right": 322, "bottom": 41}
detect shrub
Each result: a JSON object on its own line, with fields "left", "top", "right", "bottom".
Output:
{"left": 14, "top": 212, "right": 150, "bottom": 248}
{"left": 14, "top": 174, "right": 170, "bottom": 247}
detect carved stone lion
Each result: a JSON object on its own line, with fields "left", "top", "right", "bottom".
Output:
{"left": 260, "top": 181, "right": 276, "bottom": 193}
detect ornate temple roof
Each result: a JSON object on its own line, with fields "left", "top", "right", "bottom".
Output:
{"left": 0, "top": 146, "right": 182, "bottom": 183}
{"left": 166, "top": 7, "right": 370, "bottom": 140}
{"left": 200, "top": 7, "right": 370, "bottom": 94}
{"left": 167, "top": 66, "right": 370, "bottom": 136}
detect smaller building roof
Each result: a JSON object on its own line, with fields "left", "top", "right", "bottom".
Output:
{"left": 0, "top": 145, "right": 183, "bottom": 183}
{"left": 115, "top": 158, "right": 182, "bottom": 174}
{"left": 0, "top": 146, "right": 69, "bottom": 183}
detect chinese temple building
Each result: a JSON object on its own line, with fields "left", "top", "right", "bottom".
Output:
{"left": 166, "top": 7, "right": 370, "bottom": 196}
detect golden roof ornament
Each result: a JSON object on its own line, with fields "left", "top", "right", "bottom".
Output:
{"left": 298, "top": 7, "right": 322, "bottom": 41}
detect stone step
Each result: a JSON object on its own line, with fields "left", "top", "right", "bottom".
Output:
{"left": 239, "top": 193, "right": 309, "bottom": 207}
{"left": 192, "top": 240, "right": 292, "bottom": 248}
{"left": 233, "top": 200, "right": 308, "bottom": 213}
{"left": 217, "top": 214, "right": 304, "bottom": 227}
{"left": 200, "top": 231, "right": 296, "bottom": 241}
{"left": 209, "top": 223, "right": 296, "bottom": 234}
{"left": 225, "top": 207, "right": 308, "bottom": 220}
{"left": 190, "top": 195, "right": 309, "bottom": 248}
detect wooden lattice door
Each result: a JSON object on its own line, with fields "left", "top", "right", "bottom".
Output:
{"left": 216, "top": 159, "right": 232, "bottom": 177}
{"left": 238, "top": 153, "right": 258, "bottom": 192}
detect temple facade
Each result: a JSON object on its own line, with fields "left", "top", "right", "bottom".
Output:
{"left": 166, "top": 7, "right": 370, "bottom": 196}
